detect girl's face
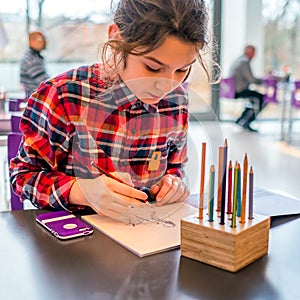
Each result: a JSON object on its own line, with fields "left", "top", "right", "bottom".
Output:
{"left": 118, "top": 35, "right": 197, "bottom": 105}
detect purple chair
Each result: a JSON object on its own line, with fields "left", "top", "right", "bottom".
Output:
{"left": 220, "top": 77, "right": 235, "bottom": 99}
{"left": 286, "top": 80, "right": 300, "bottom": 144}
{"left": 263, "top": 78, "right": 278, "bottom": 104}
{"left": 291, "top": 80, "right": 300, "bottom": 109}
{"left": 8, "top": 98, "right": 26, "bottom": 112}
{"left": 7, "top": 115, "right": 23, "bottom": 210}
{"left": 7, "top": 132, "right": 23, "bottom": 210}
{"left": 11, "top": 115, "right": 22, "bottom": 133}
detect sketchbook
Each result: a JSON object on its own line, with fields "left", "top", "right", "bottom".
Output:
{"left": 82, "top": 202, "right": 198, "bottom": 257}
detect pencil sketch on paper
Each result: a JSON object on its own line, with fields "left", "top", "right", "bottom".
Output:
{"left": 82, "top": 202, "right": 198, "bottom": 257}
{"left": 121, "top": 202, "right": 184, "bottom": 227}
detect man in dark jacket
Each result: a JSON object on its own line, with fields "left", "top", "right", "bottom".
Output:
{"left": 20, "top": 31, "right": 49, "bottom": 98}
{"left": 229, "top": 45, "right": 265, "bottom": 132}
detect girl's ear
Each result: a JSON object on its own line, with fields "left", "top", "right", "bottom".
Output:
{"left": 108, "top": 24, "right": 121, "bottom": 40}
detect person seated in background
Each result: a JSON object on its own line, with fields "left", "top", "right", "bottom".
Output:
{"left": 19, "top": 30, "right": 49, "bottom": 99}
{"left": 229, "top": 45, "right": 265, "bottom": 132}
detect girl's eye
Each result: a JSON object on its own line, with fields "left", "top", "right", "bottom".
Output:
{"left": 145, "top": 65, "right": 161, "bottom": 73}
{"left": 176, "top": 68, "right": 189, "bottom": 73}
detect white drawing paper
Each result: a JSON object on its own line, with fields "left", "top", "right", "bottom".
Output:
{"left": 82, "top": 202, "right": 197, "bottom": 257}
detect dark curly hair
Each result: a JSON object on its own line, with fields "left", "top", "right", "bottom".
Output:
{"left": 101, "top": 0, "right": 218, "bottom": 83}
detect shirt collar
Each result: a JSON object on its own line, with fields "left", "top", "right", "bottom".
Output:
{"left": 29, "top": 47, "right": 43, "bottom": 58}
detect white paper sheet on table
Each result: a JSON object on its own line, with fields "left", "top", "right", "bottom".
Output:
{"left": 82, "top": 202, "right": 197, "bottom": 257}
{"left": 253, "top": 187, "right": 300, "bottom": 217}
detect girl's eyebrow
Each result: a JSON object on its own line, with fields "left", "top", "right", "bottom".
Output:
{"left": 144, "top": 56, "right": 196, "bottom": 69}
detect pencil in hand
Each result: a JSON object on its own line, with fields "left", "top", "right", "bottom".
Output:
{"left": 90, "top": 161, "right": 151, "bottom": 206}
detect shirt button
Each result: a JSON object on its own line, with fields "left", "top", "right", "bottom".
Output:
{"left": 131, "top": 128, "right": 136, "bottom": 134}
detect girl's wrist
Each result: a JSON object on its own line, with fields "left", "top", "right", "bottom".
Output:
{"left": 69, "top": 178, "right": 89, "bottom": 206}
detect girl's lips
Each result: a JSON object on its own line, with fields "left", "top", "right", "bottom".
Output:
{"left": 147, "top": 92, "right": 161, "bottom": 99}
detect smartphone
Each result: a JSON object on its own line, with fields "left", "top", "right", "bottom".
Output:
{"left": 36, "top": 211, "right": 93, "bottom": 240}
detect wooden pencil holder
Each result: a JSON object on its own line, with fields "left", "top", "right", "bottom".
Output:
{"left": 180, "top": 211, "right": 270, "bottom": 272}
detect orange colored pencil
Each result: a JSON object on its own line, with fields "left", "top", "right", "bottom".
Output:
{"left": 199, "top": 142, "right": 206, "bottom": 219}
{"left": 241, "top": 153, "right": 248, "bottom": 223}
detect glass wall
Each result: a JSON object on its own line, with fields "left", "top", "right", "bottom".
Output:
{"left": 219, "top": 0, "right": 300, "bottom": 121}
{"left": 0, "top": 0, "right": 112, "bottom": 97}
{"left": 2, "top": 0, "right": 297, "bottom": 120}
{"left": 0, "top": 0, "right": 216, "bottom": 117}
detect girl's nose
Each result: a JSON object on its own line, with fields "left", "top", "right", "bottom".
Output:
{"left": 155, "top": 77, "right": 176, "bottom": 93}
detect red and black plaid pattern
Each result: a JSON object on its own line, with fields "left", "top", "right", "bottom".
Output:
{"left": 10, "top": 64, "right": 188, "bottom": 211}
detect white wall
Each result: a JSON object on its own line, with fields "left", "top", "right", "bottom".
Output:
{"left": 246, "top": 0, "right": 264, "bottom": 75}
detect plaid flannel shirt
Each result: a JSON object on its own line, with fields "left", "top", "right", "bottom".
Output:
{"left": 10, "top": 64, "right": 188, "bottom": 211}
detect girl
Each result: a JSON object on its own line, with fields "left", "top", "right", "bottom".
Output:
{"left": 10, "top": 0, "right": 213, "bottom": 220}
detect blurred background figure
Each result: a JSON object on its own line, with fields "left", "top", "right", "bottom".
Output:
{"left": 19, "top": 30, "right": 49, "bottom": 99}
{"left": 229, "top": 45, "right": 265, "bottom": 132}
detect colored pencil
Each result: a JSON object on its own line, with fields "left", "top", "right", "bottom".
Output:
{"left": 91, "top": 161, "right": 125, "bottom": 184}
{"left": 227, "top": 160, "right": 233, "bottom": 214}
{"left": 237, "top": 163, "right": 241, "bottom": 217}
{"left": 241, "top": 154, "right": 248, "bottom": 223}
{"left": 90, "top": 161, "right": 151, "bottom": 206}
{"left": 217, "top": 146, "right": 223, "bottom": 212}
{"left": 231, "top": 161, "right": 239, "bottom": 228}
{"left": 220, "top": 139, "right": 228, "bottom": 225}
{"left": 199, "top": 142, "right": 206, "bottom": 219}
{"left": 208, "top": 165, "right": 215, "bottom": 222}
{"left": 248, "top": 166, "right": 254, "bottom": 219}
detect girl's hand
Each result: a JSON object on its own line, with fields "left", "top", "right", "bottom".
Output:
{"left": 70, "top": 174, "right": 148, "bottom": 221}
{"left": 149, "top": 174, "right": 190, "bottom": 206}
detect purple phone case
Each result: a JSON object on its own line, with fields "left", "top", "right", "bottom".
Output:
{"left": 36, "top": 211, "right": 93, "bottom": 240}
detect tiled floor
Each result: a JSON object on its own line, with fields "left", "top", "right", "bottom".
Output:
{"left": 1, "top": 120, "right": 300, "bottom": 212}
